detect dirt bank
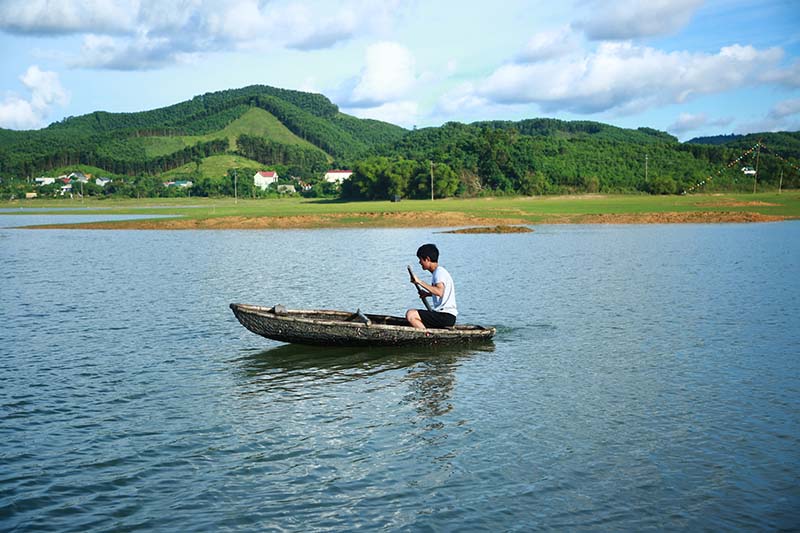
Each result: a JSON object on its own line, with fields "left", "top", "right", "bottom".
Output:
{"left": 557, "top": 211, "right": 787, "bottom": 224}
{"left": 441, "top": 225, "right": 534, "bottom": 234}
{"left": 28, "top": 211, "right": 529, "bottom": 230}
{"left": 23, "top": 209, "right": 788, "bottom": 230}
{"left": 693, "top": 200, "right": 781, "bottom": 207}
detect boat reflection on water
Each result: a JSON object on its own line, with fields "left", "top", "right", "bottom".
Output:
{"left": 236, "top": 341, "right": 493, "bottom": 381}
{"left": 233, "top": 342, "right": 495, "bottom": 444}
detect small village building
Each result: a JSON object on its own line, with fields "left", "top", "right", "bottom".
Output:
{"left": 69, "top": 172, "right": 89, "bottom": 183}
{"left": 163, "top": 180, "right": 193, "bottom": 188}
{"left": 35, "top": 177, "right": 56, "bottom": 186}
{"left": 254, "top": 171, "right": 278, "bottom": 190}
{"left": 96, "top": 177, "right": 112, "bottom": 187}
{"left": 741, "top": 166, "right": 756, "bottom": 175}
{"left": 277, "top": 184, "right": 296, "bottom": 194}
{"left": 323, "top": 170, "right": 353, "bottom": 184}
{"left": 25, "top": 192, "right": 38, "bottom": 199}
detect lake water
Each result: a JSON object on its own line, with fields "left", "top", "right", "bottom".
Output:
{"left": 2, "top": 218, "right": 799, "bottom": 531}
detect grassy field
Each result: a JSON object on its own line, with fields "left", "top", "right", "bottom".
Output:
{"left": 141, "top": 108, "right": 328, "bottom": 158}
{"left": 4, "top": 192, "right": 799, "bottom": 228}
{"left": 160, "top": 154, "right": 265, "bottom": 180}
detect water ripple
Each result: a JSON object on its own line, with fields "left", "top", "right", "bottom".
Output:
{"left": 1, "top": 223, "right": 799, "bottom": 530}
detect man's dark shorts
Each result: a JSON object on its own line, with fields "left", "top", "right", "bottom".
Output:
{"left": 418, "top": 310, "right": 456, "bottom": 328}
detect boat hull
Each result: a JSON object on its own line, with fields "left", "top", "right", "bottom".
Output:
{"left": 230, "top": 303, "right": 496, "bottom": 347}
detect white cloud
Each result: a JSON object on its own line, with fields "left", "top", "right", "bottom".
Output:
{"left": 0, "top": 0, "right": 138, "bottom": 34}
{"left": 0, "top": 96, "right": 41, "bottom": 131}
{"left": 734, "top": 115, "right": 800, "bottom": 135}
{"left": 517, "top": 26, "right": 582, "bottom": 63}
{"left": 737, "top": 98, "right": 800, "bottom": 134}
{"left": 346, "top": 42, "right": 417, "bottom": 107}
{"left": 205, "top": 0, "right": 272, "bottom": 43}
{"left": 469, "top": 42, "right": 788, "bottom": 115}
{"left": 668, "top": 112, "right": 732, "bottom": 135}
{"left": 760, "top": 59, "right": 800, "bottom": 88}
{"left": 21, "top": 66, "right": 69, "bottom": 110}
{"left": 575, "top": 0, "right": 703, "bottom": 40}
{"left": 769, "top": 97, "right": 800, "bottom": 119}
{"left": 0, "top": 0, "right": 403, "bottom": 70}
{"left": 277, "top": 3, "right": 357, "bottom": 51}
{"left": 436, "top": 82, "right": 490, "bottom": 115}
{"left": 0, "top": 66, "right": 69, "bottom": 129}
{"left": 345, "top": 101, "right": 419, "bottom": 128}
{"left": 336, "top": 38, "right": 424, "bottom": 126}
{"left": 73, "top": 31, "right": 200, "bottom": 70}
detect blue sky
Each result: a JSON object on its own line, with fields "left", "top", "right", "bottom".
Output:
{"left": 0, "top": 0, "right": 798, "bottom": 140}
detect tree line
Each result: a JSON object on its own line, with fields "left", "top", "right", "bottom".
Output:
{"left": 1, "top": 85, "right": 798, "bottom": 200}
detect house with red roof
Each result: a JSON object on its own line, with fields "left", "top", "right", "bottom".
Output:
{"left": 254, "top": 170, "right": 279, "bottom": 190}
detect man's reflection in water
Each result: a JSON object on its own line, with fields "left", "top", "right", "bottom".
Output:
{"left": 403, "top": 357, "right": 458, "bottom": 419}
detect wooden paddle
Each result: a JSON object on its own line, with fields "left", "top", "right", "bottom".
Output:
{"left": 407, "top": 265, "right": 433, "bottom": 312}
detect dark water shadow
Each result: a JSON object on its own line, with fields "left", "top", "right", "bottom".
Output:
{"left": 233, "top": 343, "right": 496, "bottom": 424}
{"left": 236, "top": 341, "right": 494, "bottom": 378}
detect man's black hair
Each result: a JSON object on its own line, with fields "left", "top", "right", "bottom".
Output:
{"left": 416, "top": 243, "right": 439, "bottom": 262}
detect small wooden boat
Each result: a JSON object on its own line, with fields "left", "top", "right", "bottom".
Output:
{"left": 230, "top": 303, "right": 496, "bottom": 347}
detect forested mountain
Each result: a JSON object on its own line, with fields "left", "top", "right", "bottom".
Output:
{"left": 687, "top": 134, "right": 744, "bottom": 145}
{"left": 0, "top": 85, "right": 406, "bottom": 178}
{"left": 346, "top": 121, "right": 798, "bottom": 198}
{"left": 0, "top": 84, "right": 797, "bottom": 199}
{"left": 687, "top": 131, "right": 800, "bottom": 159}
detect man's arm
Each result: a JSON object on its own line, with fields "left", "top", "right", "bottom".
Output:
{"left": 411, "top": 276, "right": 445, "bottom": 298}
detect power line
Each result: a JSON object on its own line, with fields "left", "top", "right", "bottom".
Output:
{"left": 682, "top": 141, "right": 797, "bottom": 194}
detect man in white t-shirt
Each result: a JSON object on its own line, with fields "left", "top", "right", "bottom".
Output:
{"left": 406, "top": 243, "right": 458, "bottom": 329}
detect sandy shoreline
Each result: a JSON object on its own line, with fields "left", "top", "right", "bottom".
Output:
{"left": 22, "top": 209, "right": 790, "bottom": 230}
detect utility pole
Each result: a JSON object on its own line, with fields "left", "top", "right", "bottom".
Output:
{"left": 645, "top": 153, "right": 648, "bottom": 182}
{"left": 234, "top": 169, "right": 238, "bottom": 204}
{"left": 753, "top": 142, "right": 761, "bottom": 194}
{"left": 430, "top": 160, "right": 434, "bottom": 201}
{"left": 779, "top": 169, "right": 783, "bottom": 194}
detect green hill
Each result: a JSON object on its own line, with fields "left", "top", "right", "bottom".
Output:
{"left": 0, "top": 85, "right": 406, "bottom": 178}
{"left": 687, "top": 131, "right": 800, "bottom": 160}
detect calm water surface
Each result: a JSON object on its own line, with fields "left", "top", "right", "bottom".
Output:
{"left": 1, "top": 220, "right": 799, "bottom": 531}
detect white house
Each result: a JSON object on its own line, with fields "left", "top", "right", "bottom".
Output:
{"left": 741, "top": 166, "right": 756, "bottom": 175}
{"left": 69, "top": 171, "right": 89, "bottom": 183}
{"left": 254, "top": 170, "right": 278, "bottom": 190}
{"left": 323, "top": 170, "right": 353, "bottom": 184}
{"left": 163, "top": 180, "right": 193, "bottom": 188}
{"left": 34, "top": 177, "right": 56, "bottom": 186}
{"left": 96, "top": 177, "right": 112, "bottom": 187}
